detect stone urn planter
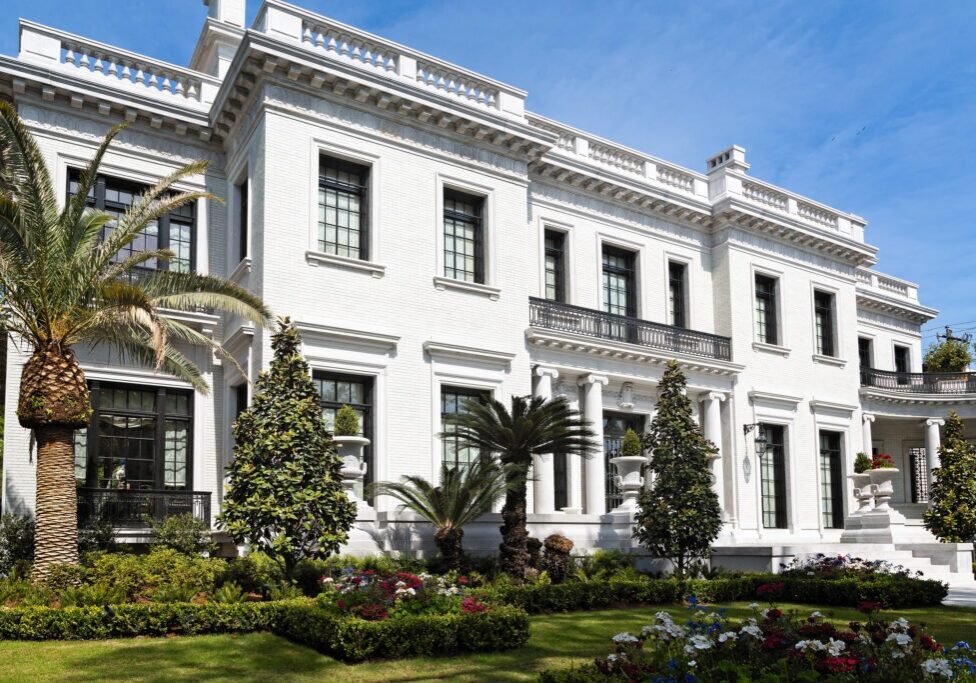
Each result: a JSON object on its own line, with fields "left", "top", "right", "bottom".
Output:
{"left": 333, "top": 435, "right": 369, "bottom": 500}
{"left": 847, "top": 473, "right": 873, "bottom": 514}
{"left": 868, "top": 467, "right": 899, "bottom": 512}
{"left": 609, "top": 454, "right": 648, "bottom": 512}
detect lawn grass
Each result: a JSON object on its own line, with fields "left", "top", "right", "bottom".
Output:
{"left": 0, "top": 602, "right": 972, "bottom": 682}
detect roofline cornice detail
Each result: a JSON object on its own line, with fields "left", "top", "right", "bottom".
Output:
{"left": 859, "top": 387, "right": 976, "bottom": 406}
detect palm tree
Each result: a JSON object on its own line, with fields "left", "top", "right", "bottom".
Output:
{"left": 0, "top": 103, "right": 271, "bottom": 579}
{"left": 445, "top": 395, "right": 596, "bottom": 579}
{"left": 369, "top": 458, "right": 512, "bottom": 571}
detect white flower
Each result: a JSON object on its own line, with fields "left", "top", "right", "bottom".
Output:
{"left": 654, "top": 611, "right": 674, "bottom": 623}
{"left": 740, "top": 624, "right": 763, "bottom": 639}
{"left": 718, "top": 631, "right": 738, "bottom": 643}
{"left": 890, "top": 617, "right": 910, "bottom": 632}
{"left": 921, "top": 658, "right": 954, "bottom": 678}
{"left": 761, "top": 609, "right": 771, "bottom": 619}
{"left": 612, "top": 632, "right": 639, "bottom": 644}
{"left": 795, "top": 640, "right": 826, "bottom": 653}
{"left": 892, "top": 650, "right": 906, "bottom": 659}
{"left": 827, "top": 638, "right": 847, "bottom": 657}
{"left": 808, "top": 611, "right": 824, "bottom": 619}
{"left": 606, "top": 654, "right": 619, "bottom": 663}
{"left": 748, "top": 602, "right": 761, "bottom": 611}
{"left": 888, "top": 632, "right": 913, "bottom": 647}
{"left": 688, "top": 635, "right": 713, "bottom": 650}
{"left": 688, "top": 660, "right": 697, "bottom": 668}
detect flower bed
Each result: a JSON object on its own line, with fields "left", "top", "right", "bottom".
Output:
{"left": 539, "top": 600, "right": 976, "bottom": 682}
{"left": 781, "top": 553, "right": 924, "bottom": 580}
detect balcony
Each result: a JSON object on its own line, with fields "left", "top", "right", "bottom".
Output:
{"left": 77, "top": 488, "right": 211, "bottom": 528}
{"left": 529, "top": 297, "right": 732, "bottom": 362}
{"left": 860, "top": 368, "right": 976, "bottom": 395}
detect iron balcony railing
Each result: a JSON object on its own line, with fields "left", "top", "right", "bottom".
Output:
{"left": 529, "top": 297, "right": 732, "bottom": 362}
{"left": 77, "top": 488, "right": 211, "bottom": 528}
{"left": 860, "top": 367, "right": 976, "bottom": 394}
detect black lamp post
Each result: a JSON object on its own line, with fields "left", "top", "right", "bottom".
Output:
{"left": 743, "top": 423, "right": 768, "bottom": 458}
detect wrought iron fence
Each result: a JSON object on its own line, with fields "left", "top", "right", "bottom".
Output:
{"left": 860, "top": 368, "right": 976, "bottom": 394}
{"left": 529, "top": 297, "right": 732, "bottom": 361}
{"left": 77, "top": 488, "right": 211, "bottom": 528}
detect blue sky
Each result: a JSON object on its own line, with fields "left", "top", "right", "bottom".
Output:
{"left": 3, "top": 1, "right": 975, "bottom": 346}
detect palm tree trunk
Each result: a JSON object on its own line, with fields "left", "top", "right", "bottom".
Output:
{"left": 434, "top": 526, "right": 464, "bottom": 571}
{"left": 32, "top": 426, "right": 79, "bottom": 579}
{"left": 499, "top": 463, "right": 530, "bottom": 579}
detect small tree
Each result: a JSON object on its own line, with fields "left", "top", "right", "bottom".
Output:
{"left": 333, "top": 405, "right": 360, "bottom": 437}
{"left": 924, "top": 412, "right": 976, "bottom": 542}
{"left": 924, "top": 339, "right": 972, "bottom": 373}
{"left": 620, "top": 428, "right": 642, "bottom": 457}
{"left": 221, "top": 319, "right": 356, "bottom": 578}
{"left": 147, "top": 513, "right": 218, "bottom": 557}
{"left": 634, "top": 360, "right": 722, "bottom": 578}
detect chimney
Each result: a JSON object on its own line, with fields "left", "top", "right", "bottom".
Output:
{"left": 205, "top": 0, "right": 246, "bottom": 28}
{"left": 706, "top": 145, "right": 749, "bottom": 175}
{"left": 191, "top": 0, "right": 246, "bottom": 78}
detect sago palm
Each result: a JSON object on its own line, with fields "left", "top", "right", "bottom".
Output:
{"left": 445, "top": 395, "right": 595, "bottom": 578}
{"left": 369, "top": 457, "right": 513, "bottom": 571}
{"left": 0, "top": 103, "right": 271, "bottom": 579}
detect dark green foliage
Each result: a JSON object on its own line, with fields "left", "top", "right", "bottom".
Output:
{"left": 220, "top": 552, "right": 286, "bottom": 595}
{"left": 147, "top": 513, "right": 218, "bottom": 557}
{"left": 924, "top": 411, "right": 976, "bottom": 542}
{"left": 924, "top": 338, "right": 972, "bottom": 373}
{"left": 0, "top": 514, "right": 34, "bottom": 578}
{"left": 82, "top": 549, "right": 225, "bottom": 602}
{"left": 77, "top": 511, "right": 118, "bottom": 555}
{"left": 620, "top": 428, "right": 642, "bottom": 457}
{"left": 444, "top": 395, "right": 595, "bottom": 579}
{"left": 220, "top": 319, "right": 356, "bottom": 578}
{"left": 333, "top": 404, "right": 360, "bottom": 437}
{"left": 854, "top": 451, "right": 873, "bottom": 474}
{"left": 274, "top": 603, "right": 529, "bottom": 662}
{"left": 634, "top": 361, "right": 721, "bottom": 577}
{"left": 541, "top": 534, "right": 574, "bottom": 584}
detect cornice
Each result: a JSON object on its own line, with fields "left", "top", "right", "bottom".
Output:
{"left": 810, "top": 399, "right": 858, "bottom": 416}
{"left": 859, "top": 386, "right": 976, "bottom": 406}
{"left": 294, "top": 320, "right": 399, "bottom": 351}
{"left": 525, "top": 327, "right": 743, "bottom": 378}
{"left": 423, "top": 341, "right": 515, "bottom": 367}
{"left": 748, "top": 390, "right": 802, "bottom": 409}
{"left": 856, "top": 289, "right": 937, "bottom": 325}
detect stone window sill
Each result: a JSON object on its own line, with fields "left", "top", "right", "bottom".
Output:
{"left": 433, "top": 276, "right": 500, "bottom": 300}
{"left": 306, "top": 250, "right": 386, "bottom": 278}
{"left": 812, "top": 353, "right": 846, "bottom": 367}
{"left": 228, "top": 256, "right": 251, "bottom": 284}
{"left": 753, "top": 341, "right": 790, "bottom": 357}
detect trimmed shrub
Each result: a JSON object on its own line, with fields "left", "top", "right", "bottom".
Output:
{"left": 220, "top": 552, "right": 285, "bottom": 595}
{"left": 83, "top": 549, "right": 225, "bottom": 602}
{"left": 147, "top": 513, "right": 218, "bottom": 557}
{"left": 541, "top": 534, "right": 574, "bottom": 584}
{"left": 0, "top": 514, "right": 34, "bottom": 578}
{"left": 275, "top": 602, "right": 529, "bottom": 662}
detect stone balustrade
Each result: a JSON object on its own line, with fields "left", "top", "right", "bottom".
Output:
{"left": 855, "top": 268, "right": 918, "bottom": 301}
{"left": 18, "top": 21, "right": 218, "bottom": 110}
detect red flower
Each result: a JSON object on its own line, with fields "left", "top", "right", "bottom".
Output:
{"left": 764, "top": 608, "right": 783, "bottom": 622}
{"left": 856, "top": 601, "right": 881, "bottom": 614}
{"left": 921, "top": 634, "right": 941, "bottom": 652}
{"left": 816, "top": 656, "right": 858, "bottom": 674}
{"left": 461, "top": 596, "right": 488, "bottom": 614}
{"left": 756, "top": 582, "right": 785, "bottom": 599}
{"left": 761, "top": 636, "right": 787, "bottom": 651}
{"left": 458, "top": 575, "right": 469, "bottom": 585}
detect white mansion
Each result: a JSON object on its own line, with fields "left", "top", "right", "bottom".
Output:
{"left": 1, "top": 0, "right": 973, "bottom": 583}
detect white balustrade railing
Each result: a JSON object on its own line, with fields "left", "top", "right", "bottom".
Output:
{"left": 797, "top": 201, "right": 838, "bottom": 229}
{"left": 301, "top": 21, "right": 399, "bottom": 75}
{"left": 588, "top": 141, "right": 644, "bottom": 175}
{"left": 855, "top": 268, "right": 918, "bottom": 300}
{"left": 414, "top": 59, "right": 498, "bottom": 110}
{"left": 657, "top": 164, "right": 696, "bottom": 193}
{"left": 19, "top": 21, "right": 217, "bottom": 110}
{"left": 742, "top": 181, "right": 788, "bottom": 211}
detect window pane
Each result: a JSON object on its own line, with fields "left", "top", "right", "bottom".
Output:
{"left": 819, "top": 431, "right": 843, "bottom": 528}
{"left": 313, "top": 372, "right": 373, "bottom": 497}
{"left": 318, "top": 156, "right": 368, "bottom": 259}
{"left": 443, "top": 189, "right": 483, "bottom": 283}
{"left": 441, "top": 387, "right": 488, "bottom": 469}
{"left": 544, "top": 230, "right": 565, "bottom": 302}
{"left": 164, "top": 420, "right": 189, "bottom": 490}
{"left": 760, "top": 424, "right": 787, "bottom": 529}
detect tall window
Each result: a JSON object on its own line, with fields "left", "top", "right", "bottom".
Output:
{"left": 236, "top": 175, "right": 248, "bottom": 262}
{"left": 819, "top": 431, "right": 843, "bottom": 529}
{"left": 909, "top": 447, "right": 929, "bottom": 503}
{"left": 314, "top": 372, "right": 373, "bottom": 492}
{"left": 668, "top": 261, "right": 687, "bottom": 328}
{"left": 754, "top": 274, "right": 778, "bottom": 345}
{"left": 68, "top": 171, "right": 195, "bottom": 274}
{"left": 443, "top": 189, "right": 484, "bottom": 283}
{"left": 759, "top": 424, "right": 787, "bottom": 529}
{"left": 859, "top": 337, "right": 873, "bottom": 385}
{"left": 74, "top": 383, "right": 192, "bottom": 491}
{"left": 544, "top": 230, "right": 566, "bottom": 302}
{"left": 602, "top": 247, "right": 636, "bottom": 317}
{"left": 553, "top": 451, "right": 568, "bottom": 510}
{"left": 233, "top": 383, "right": 248, "bottom": 425}
{"left": 894, "top": 345, "right": 910, "bottom": 373}
{"left": 603, "top": 413, "right": 645, "bottom": 511}
{"left": 318, "top": 156, "right": 369, "bottom": 259}
{"left": 814, "top": 290, "right": 836, "bottom": 357}
{"left": 441, "top": 387, "right": 488, "bottom": 468}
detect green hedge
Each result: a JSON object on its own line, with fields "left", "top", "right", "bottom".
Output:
{"left": 0, "top": 600, "right": 297, "bottom": 641}
{"left": 474, "top": 574, "right": 946, "bottom": 613}
{"left": 275, "top": 603, "right": 530, "bottom": 662}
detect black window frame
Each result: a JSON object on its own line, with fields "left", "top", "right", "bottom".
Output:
{"left": 233, "top": 383, "right": 248, "bottom": 426}
{"left": 67, "top": 169, "right": 197, "bottom": 275}
{"left": 858, "top": 337, "right": 873, "bottom": 369}
{"left": 759, "top": 423, "right": 787, "bottom": 529}
{"left": 443, "top": 188, "right": 485, "bottom": 284}
{"left": 75, "top": 381, "right": 194, "bottom": 492}
{"left": 440, "top": 386, "right": 490, "bottom": 469}
{"left": 603, "top": 412, "right": 646, "bottom": 512}
{"left": 754, "top": 274, "right": 779, "bottom": 345}
{"left": 602, "top": 246, "right": 637, "bottom": 318}
{"left": 818, "top": 430, "right": 844, "bottom": 529}
{"left": 318, "top": 155, "right": 370, "bottom": 260}
{"left": 544, "top": 229, "right": 566, "bottom": 303}
{"left": 894, "top": 345, "right": 911, "bottom": 374}
{"left": 313, "top": 371, "right": 374, "bottom": 490}
{"left": 236, "top": 174, "right": 248, "bottom": 262}
{"left": 668, "top": 260, "right": 687, "bottom": 329}
{"left": 814, "top": 290, "right": 836, "bottom": 357}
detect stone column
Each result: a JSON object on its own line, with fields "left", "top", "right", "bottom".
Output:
{"left": 556, "top": 379, "right": 583, "bottom": 513}
{"left": 703, "top": 392, "right": 727, "bottom": 519}
{"left": 924, "top": 418, "right": 944, "bottom": 495}
{"left": 861, "top": 413, "right": 875, "bottom": 456}
{"left": 579, "top": 374, "right": 609, "bottom": 515}
{"left": 532, "top": 367, "right": 559, "bottom": 514}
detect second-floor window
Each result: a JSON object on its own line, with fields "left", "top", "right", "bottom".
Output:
{"left": 602, "top": 246, "right": 636, "bottom": 317}
{"left": 236, "top": 175, "right": 248, "bottom": 262}
{"left": 754, "top": 274, "right": 778, "bottom": 345}
{"left": 858, "top": 337, "right": 873, "bottom": 368}
{"left": 69, "top": 171, "right": 195, "bottom": 274}
{"left": 318, "top": 155, "right": 369, "bottom": 260}
{"left": 544, "top": 229, "right": 566, "bottom": 302}
{"left": 668, "top": 261, "right": 687, "bottom": 328}
{"left": 895, "top": 345, "right": 911, "bottom": 375}
{"left": 443, "top": 189, "right": 485, "bottom": 283}
{"left": 814, "top": 290, "right": 836, "bottom": 357}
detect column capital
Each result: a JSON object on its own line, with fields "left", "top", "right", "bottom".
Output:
{"left": 534, "top": 366, "right": 560, "bottom": 379}
{"left": 578, "top": 373, "right": 609, "bottom": 387}
{"left": 924, "top": 418, "right": 945, "bottom": 428}
{"left": 706, "top": 391, "right": 727, "bottom": 403}
{"left": 862, "top": 413, "right": 876, "bottom": 423}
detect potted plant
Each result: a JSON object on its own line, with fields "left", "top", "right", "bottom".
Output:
{"left": 867, "top": 453, "right": 899, "bottom": 512}
{"left": 609, "top": 428, "right": 648, "bottom": 512}
{"left": 848, "top": 452, "right": 873, "bottom": 514}
{"left": 332, "top": 405, "right": 369, "bottom": 499}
